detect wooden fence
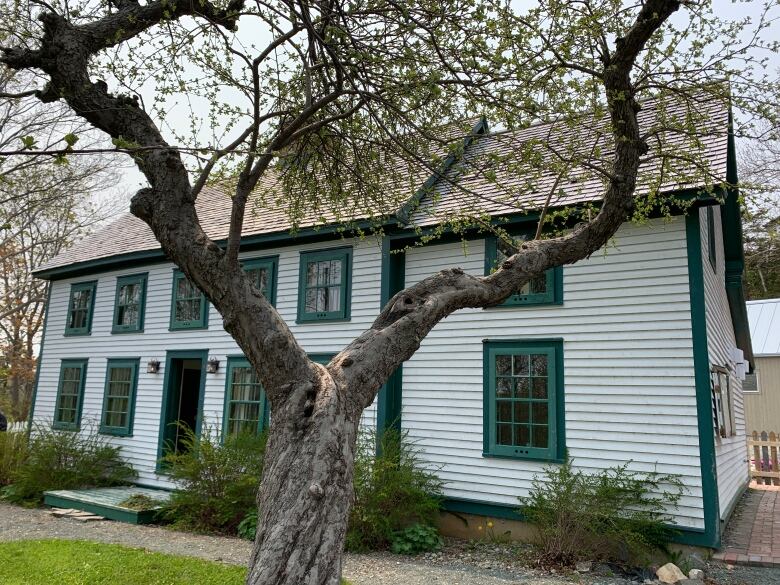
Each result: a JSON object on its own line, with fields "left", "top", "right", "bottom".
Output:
{"left": 749, "top": 431, "right": 780, "bottom": 485}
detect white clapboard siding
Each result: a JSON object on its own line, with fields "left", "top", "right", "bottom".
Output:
{"left": 700, "top": 206, "right": 750, "bottom": 517}
{"left": 402, "top": 217, "right": 706, "bottom": 529}
{"left": 34, "top": 237, "right": 382, "bottom": 487}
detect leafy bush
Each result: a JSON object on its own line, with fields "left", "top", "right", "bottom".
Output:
{"left": 521, "top": 459, "right": 685, "bottom": 567}
{"left": 237, "top": 509, "right": 258, "bottom": 541}
{"left": 346, "top": 428, "right": 443, "bottom": 552}
{"left": 161, "top": 425, "right": 266, "bottom": 535}
{"left": 0, "top": 430, "right": 29, "bottom": 487}
{"left": 3, "top": 425, "right": 135, "bottom": 505}
{"left": 390, "top": 523, "right": 443, "bottom": 555}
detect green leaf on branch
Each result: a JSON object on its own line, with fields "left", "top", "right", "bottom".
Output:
{"left": 20, "top": 136, "right": 36, "bottom": 150}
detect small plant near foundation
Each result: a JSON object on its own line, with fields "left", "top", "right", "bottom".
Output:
{"left": 161, "top": 425, "right": 266, "bottom": 535}
{"left": 2, "top": 424, "right": 135, "bottom": 505}
{"left": 390, "top": 523, "right": 443, "bottom": 554}
{"left": 521, "top": 459, "right": 684, "bottom": 567}
{"left": 237, "top": 509, "right": 258, "bottom": 540}
{"left": 346, "top": 428, "right": 443, "bottom": 552}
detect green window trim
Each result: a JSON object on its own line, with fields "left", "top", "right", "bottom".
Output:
{"left": 297, "top": 247, "right": 352, "bottom": 323}
{"left": 99, "top": 358, "right": 140, "bottom": 436}
{"left": 169, "top": 270, "right": 209, "bottom": 330}
{"left": 484, "top": 236, "right": 562, "bottom": 307}
{"left": 222, "top": 357, "right": 269, "bottom": 439}
{"left": 706, "top": 206, "right": 717, "bottom": 270}
{"left": 241, "top": 256, "right": 278, "bottom": 306}
{"left": 53, "top": 359, "right": 88, "bottom": 431}
{"left": 64, "top": 281, "right": 97, "bottom": 336}
{"left": 112, "top": 273, "right": 148, "bottom": 333}
{"left": 483, "top": 339, "right": 565, "bottom": 462}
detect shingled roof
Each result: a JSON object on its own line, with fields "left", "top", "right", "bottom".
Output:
{"left": 35, "top": 95, "right": 730, "bottom": 276}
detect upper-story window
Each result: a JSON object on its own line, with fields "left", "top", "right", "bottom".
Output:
{"left": 170, "top": 270, "right": 209, "bottom": 330}
{"left": 241, "top": 257, "right": 277, "bottom": 305}
{"left": 65, "top": 281, "right": 97, "bottom": 336}
{"left": 112, "top": 273, "right": 147, "bottom": 333}
{"left": 707, "top": 206, "right": 717, "bottom": 271}
{"left": 297, "top": 248, "right": 352, "bottom": 322}
{"left": 484, "top": 235, "right": 562, "bottom": 307}
{"left": 483, "top": 339, "right": 565, "bottom": 461}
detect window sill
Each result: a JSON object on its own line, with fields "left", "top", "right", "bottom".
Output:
{"left": 111, "top": 328, "right": 144, "bottom": 335}
{"left": 63, "top": 331, "right": 91, "bottom": 337}
{"left": 168, "top": 325, "right": 209, "bottom": 332}
{"left": 483, "top": 300, "right": 563, "bottom": 310}
{"left": 482, "top": 451, "right": 564, "bottom": 464}
{"left": 99, "top": 429, "right": 133, "bottom": 437}
{"left": 295, "top": 316, "right": 352, "bottom": 324}
{"left": 52, "top": 424, "right": 80, "bottom": 432}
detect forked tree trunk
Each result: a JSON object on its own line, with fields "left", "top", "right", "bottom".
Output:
{"left": 248, "top": 373, "right": 360, "bottom": 585}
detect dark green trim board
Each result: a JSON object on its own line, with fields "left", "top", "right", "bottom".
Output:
{"left": 42, "top": 493, "right": 160, "bottom": 524}
{"left": 99, "top": 358, "right": 140, "bottom": 437}
{"left": 27, "top": 284, "right": 52, "bottom": 434}
{"left": 155, "top": 350, "right": 208, "bottom": 472}
{"left": 685, "top": 211, "right": 721, "bottom": 549}
{"left": 112, "top": 273, "right": 148, "bottom": 333}
{"left": 296, "top": 247, "right": 353, "bottom": 323}
{"left": 52, "top": 359, "right": 89, "bottom": 431}
{"left": 64, "top": 280, "right": 97, "bottom": 336}
{"left": 396, "top": 117, "right": 489, "bottom": 224}
{"left": 376, "top": 237, "right": 406, "bottom": 441}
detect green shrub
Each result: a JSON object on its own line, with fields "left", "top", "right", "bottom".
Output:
{"left": 161, "top": 425, "right": 266, "bottom": 535}
{"left": 0, "top": 431, "right": 29, "bottom": 487}
{"left": 3, "top": 425, "right": 136, "bottom": 505}
{"left": 390, "top": 523, "right": 443, "bottom": 555}
{"left": 521, "top": 459, "right": 685, "bottom": 567}
{"left": 346, "top": 428, "right": 443, "bottom": 552}
{"left": 237, "top": 509, "right": 258, "bottom": 540}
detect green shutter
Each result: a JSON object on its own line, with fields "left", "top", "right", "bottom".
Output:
{"left": 53, "top": 359, "right": 88, "bottom": 431}
{"left": 484, "top": 236, "right": 562, "bottom": 307}
{"left": 64, "top": 281, "right": 97, "bottom": 336}
{"left": 483, "top": 339, "right": 565, "bottom": 461}
{"left": 297, "top": 248, "right": 352, "bottom": 322}
{"left": 112, "top": 274, "right": 147, "bottom": 333}
{"left": 241, "top": 257, "right": 278, "bottom": 306}
{"left": 99, "top": 358, "right": 139, "bottom": 436}
{"left": 222, "top": 357, "right": 268, "bottom": 438}
{"left": 169, "top": 270, "right": 209, "bottom": 330}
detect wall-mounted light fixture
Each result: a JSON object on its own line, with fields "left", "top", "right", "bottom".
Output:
{"left": 146, "top": 359, "right": 161, "bottom": 374}
{"left": 206, "top": 356, "right": 220, "bottom": 374}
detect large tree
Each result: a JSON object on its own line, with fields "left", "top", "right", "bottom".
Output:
{"left": 1, "top": 0, "right": 777, "bottom": 582}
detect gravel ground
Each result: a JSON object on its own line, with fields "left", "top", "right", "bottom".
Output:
{"left": 0, "top": 502, "right": 777, "bottom": 585}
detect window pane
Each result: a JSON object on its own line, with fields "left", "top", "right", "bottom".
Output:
{"left": 69, "top": 309, "right": 86, "bottom": 330}
{"left": 72, "top": 289, "right": 91, "bottom": 310}
{"left": 514, "top": 424, "right": 530, "bottom": 446}
{"left": 496, "top": 355, "right": 511, "bottom": 376}
{"left": 532, "top": 425, "right": 549, "bottom": 448}
{"left": 514, "top": 377, "right": 529, "bottom": 398}
{"left": 328, "top": 260, "right": 342, "bottom": 285}
{"left": 513, "top": 355, "right": 529, "bottom": 376}
{"left": 305, "top": 288, "right": 318, "bottom": 313}
{"left": 497, "top": 401, "right": 512, "bottom": 422}
{"left": 306, "top": 262, "right": 318, "bottom": 286}
{"left": 531, "top": 377, "right": 548, "bottom": 399}
{"left": 530, "top": 274, "right": 548, "bottom": 294}
{"left": 531, "top": 354, "right": 548, "bottom": 376}
{"left": 514, "top": 401, "right": 530, "bottom": 424}
{"left": 531, "top": 402, "right": 548, "bottom": 424}
{"left": 496, "top": 423, "right": 512, "bottom": 445}
{"left": 326, "top": 286, "right": 341, "bottom": 312}
{"left": 496, "top": 377, "right": 512, "bottom": 398}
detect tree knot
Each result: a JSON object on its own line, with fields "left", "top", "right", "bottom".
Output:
{"left": 308, "top": 483, "right": 324, "bottom": 499}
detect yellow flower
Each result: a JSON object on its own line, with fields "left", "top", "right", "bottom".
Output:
{"left": 477, "top": 525, "right": 483, "bottom": 531}
{"left": 487, "top": 521, "right": 494, "bottom": 528}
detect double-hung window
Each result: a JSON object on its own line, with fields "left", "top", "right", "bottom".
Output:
{"left": 112, "top": 274, "right": 147, "bottom": 333}
{"left": 484, "top": 235, "right": 562, "bottom": 307}
{"left": 484, "top": 339, "right": 565, "bottom": 461}
{"left": 297, "top": 248, "right": 352, "bottom": 322}
{"left": 170, "top": 270, "right": 208, "bottom": 329}
{"left": 223, "top": 358, "right": 268, "bottom": 438}
{"left": 53, "top": 359, "right": 88, "bottom": 431}
{"left": 241, "top": 257, "right": 277, "bottom": 305}
{"left": 100, "top": 359, "right": 139, "bottom": 436}
{"left": 711, "top": 365, "right": 735, "bottom": 440}
{"left": 65, "top": 281, "right": 97, "bottom": 335}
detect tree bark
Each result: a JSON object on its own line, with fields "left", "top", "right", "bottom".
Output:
{"left": 249, "top": 368, "right": 360, "bottom": 585}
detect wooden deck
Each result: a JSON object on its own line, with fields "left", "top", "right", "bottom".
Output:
{"left": 43, "top": 486, "right": 171, "bottom": 524}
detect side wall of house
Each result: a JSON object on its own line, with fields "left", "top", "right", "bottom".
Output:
{"left": 401, "top": 217, "right": 706, "bottom": 530}
{"left": 700, "top": 206, "right": 750, "bottom": 518}
{"left": 33, "top": 237, "right": 382, "bottom": 488}
{"left": 744, "top": 356, "right": 780, "bottom": 432}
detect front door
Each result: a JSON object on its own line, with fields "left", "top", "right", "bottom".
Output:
{"left": 158, "top": 352, "right": 206, "bottom": 467}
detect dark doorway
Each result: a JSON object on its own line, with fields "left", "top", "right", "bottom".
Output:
{"left": 158, "top": 354, "right": 205, "bottom": 465}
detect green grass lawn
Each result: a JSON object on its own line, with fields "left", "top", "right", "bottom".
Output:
{"left": 0, "top": 539, "right": 351, "bottom": 585}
